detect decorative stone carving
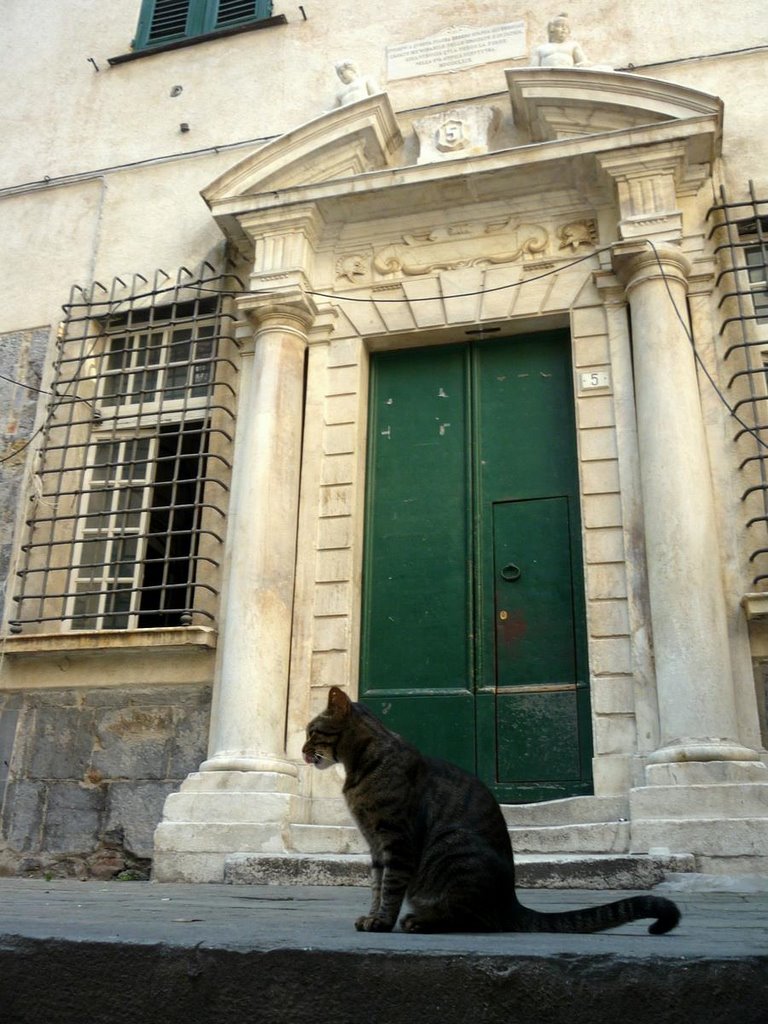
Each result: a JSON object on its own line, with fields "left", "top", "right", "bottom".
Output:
{"left": 531, "top": 14, "right": 587, "bottom": 68}
{"left": 336, "top": 252, "right": 369, "bottom": 283}
{"left": 333, "top": 59, "right": 379, "bottom": 107}
{"left": 558, "top": 219, "right": 598, "bottom": 251}
{"left": 413, "top": 105, "right": 500, "bottom": 164}
{"left": 373, "top": 220, "right": 548, "bottom": 276}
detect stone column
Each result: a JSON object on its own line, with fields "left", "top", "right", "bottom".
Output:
{"left": 615, "top": 241, "right": 758, "bottom": 770}
{"left": 203, "top": 299, "right": 313, "bottom": 774}
{"left": 152, "top": 294, "right": 316, "bottom": 882}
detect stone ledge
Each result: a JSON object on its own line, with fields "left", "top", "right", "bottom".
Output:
{"left": 742, "top": 592, "right": 768, "bottom": 621}
{"left": 0, "top": 626, "right": 217, "bottom": 659}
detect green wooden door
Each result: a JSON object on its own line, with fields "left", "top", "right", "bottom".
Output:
{"left": 360, "top": 331, "right": 592, "bottom": 801}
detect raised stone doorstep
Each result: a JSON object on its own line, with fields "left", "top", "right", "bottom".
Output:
{"left": 223, "top": 851, "right": 696, "bottom": 890}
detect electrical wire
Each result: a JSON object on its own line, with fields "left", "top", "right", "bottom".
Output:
{"left": 4, "top": 239, "right": 767, "bottom": 468}
{"left": 644, "top": 238, "right": 768, "bottom": 452}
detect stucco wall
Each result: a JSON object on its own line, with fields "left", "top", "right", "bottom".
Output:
{"left": 1, "top": 2, "right": 766, "bottom": 334}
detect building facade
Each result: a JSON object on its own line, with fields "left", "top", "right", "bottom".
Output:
{"left": 1, "top": 1, "right": 767, "bottom": 880}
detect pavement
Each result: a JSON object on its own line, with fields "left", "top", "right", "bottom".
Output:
{"left": 0, "top": 876, "right": 767, "bottom": 1024}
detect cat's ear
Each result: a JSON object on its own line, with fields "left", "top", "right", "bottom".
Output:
{"left": 327, "top": 686, "right": 351, "bottom": 718}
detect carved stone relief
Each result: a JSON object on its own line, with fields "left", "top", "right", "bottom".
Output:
{"left": 373, "top": 219, "right": 549, "bottom": 276}
{"left": 335, "top": 252, "right": 370, "bottom": 284}
{"left": 413, "top": 105, "right": 500, "bottom": 164}
{"left": 558, "top": 219, "right": 598, "bottom": 251}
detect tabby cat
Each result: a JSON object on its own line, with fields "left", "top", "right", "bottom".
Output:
{"left": 303, "top": 687, "right": 681, "bottom": 935}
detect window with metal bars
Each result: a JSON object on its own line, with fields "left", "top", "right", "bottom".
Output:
{"left": 134, "top": 0, "right": 273, "bottom": 50}
{"left": 708, "top": 184, "right": 768, "bottom": 587}
{"left": 746, "top": 246, "right": 768, "bottom": 325}
{"left": 9, "top": 268, "right": 241, "bottom": 634}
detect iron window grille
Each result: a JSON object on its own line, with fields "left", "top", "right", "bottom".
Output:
{"left": 9, "top": 265, "right": 241, "bottom": 633}
{"left": 708, "top": 182, "right": 768, "bottom": 587}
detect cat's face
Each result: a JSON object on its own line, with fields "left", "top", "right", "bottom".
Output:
{"left": 302, "top": 686, "right": 352, "bottom": 769}
{"left": 302, "top": 710, "right": 342, "bottom": 770}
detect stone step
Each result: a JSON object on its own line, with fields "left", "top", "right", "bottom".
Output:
{"left": 288, "top": 819, "right": 631, "bottom": 856}
{"left": 289, "top": 824, "right": 368, "bottom": 855}
{"left": 630, "top": 783, "right": 768, "bottom": 819}
{"left": 223, "top": 851, "right": 695, "bottom": 889}
{"left": 501, "top": 795, "right": 629, "bottom": 827}
{"left": 508, "top": 820, "right": 631, "bottom": 854}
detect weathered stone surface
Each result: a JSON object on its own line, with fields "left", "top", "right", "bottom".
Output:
{"left": 1, "top": 780, "right": 45, "bottom": 852}
{"left": 105, "top": 782, "right": 178, "bottom": 860}
{"left": 0, "top": 684, "right": 211, "bottom": 877}
{"left": 24, "top": 706, "right": 95, "bottom": 781}
{"left": 0, "top": 328, "right": 48, "bottom": 625}
{"left": 92, "top": 705, "right": 175, "bottom": 780}
{"left": 43, "top": 782, "right": 104, "bottom": 855}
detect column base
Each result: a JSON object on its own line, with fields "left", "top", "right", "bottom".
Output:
{"left": 629, "top": 757, "right": 768, "bottom": 870}
{"left": 152, "top": 768, "right": 306, "bottom": 883}
{"left": 199, "top": 751, "right": 299, "bottom": 775}
{"left": 646, "top": 739, "right": 761, "bottom": 767}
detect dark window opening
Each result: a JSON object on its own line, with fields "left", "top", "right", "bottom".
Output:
{"left": 138, "top": 423, "right": 208, "bottom": 628}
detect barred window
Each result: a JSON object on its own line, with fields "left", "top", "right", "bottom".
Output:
{"left": 9, "top": 269, "right": 240, "bottom": 634}
{"left": 709, "top": 185, "right": 768, "bottom": 587}
{"left": 746, "top": 246, "right": 768, "bottom": 325}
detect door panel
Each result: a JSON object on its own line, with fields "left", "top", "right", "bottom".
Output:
{"left": 360, "top": 345, "right": 475, "bottom": 772}
{"left": 360, "top": 332, "right": 592, "bottom": 801}
{"left": 492, "top": 497, "right": 576, "bottom": 689}
{"left": 495, "top": 690, "right": 582, "bottom": 782}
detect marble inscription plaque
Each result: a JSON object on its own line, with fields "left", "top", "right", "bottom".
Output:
{"left": 387, "top": 22, "right": 526, "bottom": 80}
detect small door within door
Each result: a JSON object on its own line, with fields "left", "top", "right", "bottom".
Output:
{"left": 489, "top": 497, "right": 584, "bottom": 784}
{"left": 360, "top": 331, "right": 592, "bottom": 802}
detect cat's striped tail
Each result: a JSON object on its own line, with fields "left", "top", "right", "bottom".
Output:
{"left": 512, "top": 894, "right": 681, "bottom": 935}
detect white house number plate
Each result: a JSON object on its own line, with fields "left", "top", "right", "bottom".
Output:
{"left": 580, "top": 371, "right": 610, "bottom": 390}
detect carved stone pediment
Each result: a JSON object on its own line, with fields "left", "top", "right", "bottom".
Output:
{"left": 201, "top": 70, "right": 722, "bottom": 265}
{"left": 202, "top": 94, "right": 403, "bottom": 244}
{"left": 506, "top": 68, "right": 723, "bottom": 143}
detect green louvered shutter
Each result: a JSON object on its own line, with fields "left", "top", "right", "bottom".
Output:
{"left": 214, "top": 0, "right": 271, "bottom": 30}
{"left": 136, "top": 0, "right": 194, "bottom": 47}
{"left": 135, "top": 0, "right": 272, "bottom": 50}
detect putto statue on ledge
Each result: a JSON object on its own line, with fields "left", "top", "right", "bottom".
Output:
{"left": 333, "top": 59, "right": 379, "bottom": 107}
{"left": 531, "top": 13, "right": 588, "bottom": 67}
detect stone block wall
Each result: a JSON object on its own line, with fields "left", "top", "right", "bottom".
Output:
{"left": 0, "top": 328, "right": 49, "bottom": 627}
{"left": 0, "top": 684, "right": 210, "bottom": 878}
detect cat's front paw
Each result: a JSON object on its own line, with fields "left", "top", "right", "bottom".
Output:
{"left": 400, "top": 913, "right": 424, "bottom": 933}
{"left": 355, "top": 914, "right": 394, "bottom": 932}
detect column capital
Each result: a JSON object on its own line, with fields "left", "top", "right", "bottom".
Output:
{"left": 610, "top": 239, "right": 692, "bottom": 293}
{"left": 236, "top": 284, "right": 319, "bottom": 336}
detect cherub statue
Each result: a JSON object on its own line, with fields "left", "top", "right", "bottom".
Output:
{"left": 531, "top": 14, "right": 587, "bottom": 68}
{"left": 334, "top": 59, "right": 379, "bottom": 107}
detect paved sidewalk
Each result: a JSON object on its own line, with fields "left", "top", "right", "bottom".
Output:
{"left": 0, "top": 877, "right": 767, "bottom": 1023}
